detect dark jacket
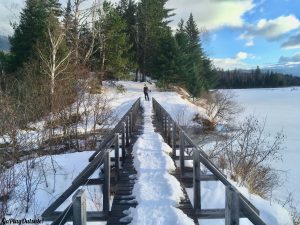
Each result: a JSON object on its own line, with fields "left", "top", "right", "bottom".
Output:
{"left": 143, "top": 86, "right": 149, "bottom": 93}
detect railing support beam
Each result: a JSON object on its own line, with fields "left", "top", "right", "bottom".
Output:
{"left": 179, "top": 130, "right": 185, "bottom": 176}
{"left": 114, "top": 133, "right": 120, "bottom": 180}
{"left": 103, "top": 151, "right": 110, "bottom": 213}
{"left": 73, "top": 189, "right": 87, "bottom": 225}
{"left": 225, "top": 186, "right": 240, "bottom": 225}
{"left": 193, "top": 149, "right": 201, "bottom": 211}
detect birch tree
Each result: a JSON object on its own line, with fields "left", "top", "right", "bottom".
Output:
{"left": 38, "top": 18, "right": 72, "bottom": 108}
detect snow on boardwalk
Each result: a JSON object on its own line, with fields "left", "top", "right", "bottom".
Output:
{"left": 128, "top": 100, "right": 194, "bottom": 225}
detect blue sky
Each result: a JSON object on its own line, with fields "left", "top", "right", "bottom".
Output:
{"left": 166, "top": 0, "right": 300, "bottom": 71}
{"left": 1, "top": 0, "right": 300, "bottom": 72}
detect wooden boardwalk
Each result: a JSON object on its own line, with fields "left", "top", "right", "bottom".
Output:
{"left": 107, "top": 108, "right": 143, "bottom": 225}
{"left": 153, "top": 115, "right": 200, "bottom": 225}
{"left": 42, "top": 98, "right": 266, "bottom": 225}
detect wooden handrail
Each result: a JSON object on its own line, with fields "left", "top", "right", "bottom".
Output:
{"left": 89, "top": 98, "right": 140, "bottom": 161}
{"left": 152, "top": 97, "right": 266, "bottom": 225}
{"left": 42, "top": 98, "right": 141, "bottom": 224}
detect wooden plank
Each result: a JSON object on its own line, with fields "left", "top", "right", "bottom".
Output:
{"left": 114, "top": 133, "right": 120, "bottom": 180}
{"left": 196, "top": 209, "right": 248, "bottom": 220}
{"left": 44, "top": 212, "right": 108, "bottom": 222}
{"left": 103, "top": 151, "right": 111, "bottom": 213}
{"left": 130, "top": 112, "right": 133, "bottom": 133}
{"left": 126, "top": 116, "right": 129, "bottom": 146}
{"left": 122, "top": 122, "right": 126, "bottom": 160}
{"left": 193, "top": 149, "right": 201, "bottom": 210}
{"left": 167, "top": 116, "right": 171, "bottom": 145}
{"left": 179, "top": 130, "right": 185, "bottom": 176}
{"left": 72, "top": 189, "right": 86, "bottom": 225}
{"left": 173, "top": 156, "right": 193, "bottom": 160}
{"left": 85, "top": 178, "right": 104, "bottom": 185}
{"left": 172, "top": 121, "right": 176, "bottom": 157}
{"left": 225, "top": 186, "right": 239, "bottom": 225}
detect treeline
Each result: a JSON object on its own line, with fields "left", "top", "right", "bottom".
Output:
{"left": 216, "top": 66, "right": 300, "bottom": 89}
{"left": 0, "top": 0, "right": 215, "bottom": 106}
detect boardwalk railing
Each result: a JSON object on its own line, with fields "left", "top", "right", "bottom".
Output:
{"left": 42, "top": 98, "right": 141, "bottom": 225}
{"left": 152, "top": 98, "right": 266, "bottom": 225}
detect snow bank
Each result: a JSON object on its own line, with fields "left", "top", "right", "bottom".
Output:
{"left": 4, "top": 151, "right": 104, "bottom": 221}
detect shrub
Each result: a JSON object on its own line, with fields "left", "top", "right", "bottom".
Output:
{"left": 116, "top": 84, "right": 127, "bottom": 93}
{"left": 207, "top": 115, "right": 284, "bottom": 198}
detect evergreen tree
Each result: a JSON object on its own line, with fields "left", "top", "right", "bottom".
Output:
{"left": 185, "top": 14, "right": 199, "bottom": 48}
{"left": 117, "top": 0, "right": 138, "bottom": 73}
{"left": 152, "top": 30, "right": 178, "bottom": 89}
{"left": 9, "top": 0, "right": 48, "bottom": 72}
{"left": 137, "top": 0, "right": 173, "bottom": 81}
{"left": 9, "top": 0, "right": 63, "bottom": 73}
{"left": 46, "top": 0, "right": 63, "bottom": 18}
{"left": 181, "top": 13, "right": 215, "bottom": 97}
{"left": 63, "top": 0, "right": 74, "bottom": 46}
{"left": 97, "top": 2, "right": 132, "bottom": 80}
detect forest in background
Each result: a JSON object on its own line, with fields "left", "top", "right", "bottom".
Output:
{"left": 0, "top": 0, "right": 216, "bottom": 128}
{"left": 216, "top": 66, "right": 300, "bottom": 89}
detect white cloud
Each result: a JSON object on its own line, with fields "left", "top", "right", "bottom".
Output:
{"left": 212, "top": 52, "right": 253, "bottom": 70}
{"left": 166, "top": 0, "right": 255, "bottom": 31}
{"left": 245, "top": 40, "right": 254, "bottom": 47}
{"left": 240, "top": 15, "right": 300, "bottom": 41}
{"left": 0, "top": 0, "right": 256, "bottom": 36}
{"left": 236, "top": 52, "right": 248, "bottom": 60}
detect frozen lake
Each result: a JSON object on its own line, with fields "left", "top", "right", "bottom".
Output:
{"left": 233, "top": 87, "right": 300, "bottom": 209}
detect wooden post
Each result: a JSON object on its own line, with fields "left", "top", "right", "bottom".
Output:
{"left": 126, "top": 116, "right": 130, "bottom": 146}
{"left": 164, "top": 116, "right": 168, "bottom": 138}
{"left": 72, "top": 189, "right": 86, "bottom": 225}
{"left": 114, "top": 133, "right": 120, "bottom": 180}
{"left": 130, "top": 112, "right": 133, "bottom": 133}
{"left": 179, "top": 130, "right": 185, "bottom": 176}
{"left": 172, "top": 121, "right": 176, "bottom": 157}
{"left": 103, "top": 151, "right": 110, "bottom": 213}
{"left": 225, "top": 186, "right": 240, "bottom": 225}
{"left": 193, "top": 149, "right": 201, "bottom": 211}
{"left": 122, "top": 122, "right": 126, "bottom": 161}
{"left": 167, "top": 117, "right": 171, "bottom": 145}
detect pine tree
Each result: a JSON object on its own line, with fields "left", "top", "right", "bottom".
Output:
{"left": 98, "top": 2, "right": 132, "bottom": 80}
{"left": 63, "top": 0, "right": 74, "bottom": 46}
{"left": 9, "top": 0, "right": 48, "bottom": 72}
{"left": 185, "top": 14, "right": 199, "bottom": 48}
{"left": 152, "top": 30, "right": 178, "bottom": 89}
{"left": 117, "top": 0, "right": 137, "bottom": 74}
{"left": 46, "top": 0, "right": 63, "bottom": 18}
{"left": 9, "top": 0, "right": 63, "bottom": 73}
{"left": 181, "top": 13, "right": 215, "bottom": 97}
{"left": 137, "top": 0, "right": 173, "bottom": 81}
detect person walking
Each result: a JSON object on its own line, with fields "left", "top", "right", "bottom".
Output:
{"left": 143, "top": 84, "right": 150, "bottom": 101}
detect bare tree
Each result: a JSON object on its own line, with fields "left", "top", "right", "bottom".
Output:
{"left": 193, "top": 90, "right": 243, "bottom": 130}
{"left": 207, "top": 116, "right": 284, "bottom": 198}
{"left": 38, "top": 23, "right": 72, "bottom": 101}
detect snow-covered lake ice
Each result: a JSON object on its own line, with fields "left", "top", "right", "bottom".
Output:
{"left": 233, "top": 87, "right": 300, "bottom": 209}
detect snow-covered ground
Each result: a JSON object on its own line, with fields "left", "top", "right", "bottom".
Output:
{"left": 2, "top": 81, "right": 296, "bottom": 225}
{"left": 127, "top": 99, "right": 194, "bottom": 225}
{"left": 233, "top": 87, "right": 300, "bottom": 213}
{"left": 4, "top": 151, "right": 103, "bottom": 219}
